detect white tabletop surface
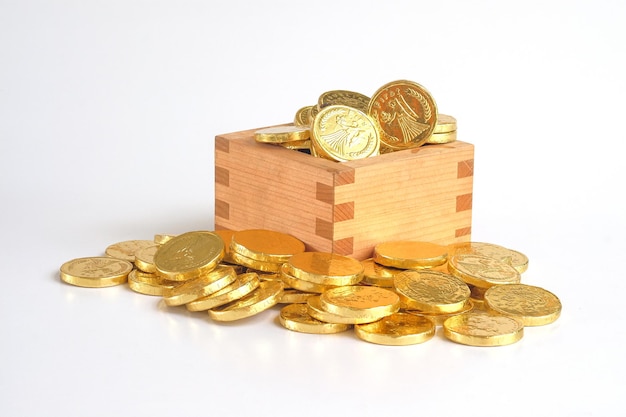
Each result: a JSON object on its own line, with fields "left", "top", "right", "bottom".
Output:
{"left": 1, "top": 1, "right": 625, "bottom": 416}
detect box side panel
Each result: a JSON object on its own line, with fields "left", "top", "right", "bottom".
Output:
{"left": 215, "top": 132, "right": 350, "bottom": 253}
{"left": 334, "top": 142, "right": 474, "bottom": 260}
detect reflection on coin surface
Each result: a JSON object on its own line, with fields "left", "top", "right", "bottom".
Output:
{"left": 286, "top": 251, "right": 364, "bottom": 286}
{"left": 443, "top": 312, "right": 524, "bottom": 346}
{"left": 230, "top": 229, "right": 305, "bottom": 263}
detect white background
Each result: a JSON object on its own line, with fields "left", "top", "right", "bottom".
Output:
{"left": 1, "top": 1, "right": 624, "bottom": 416}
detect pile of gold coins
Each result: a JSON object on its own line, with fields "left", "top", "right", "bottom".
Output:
{"left": 60, "top": 229, "right": 561, "bottom": 347}
{"left": 253, "top": 79, "right": 458, "bottom": 162}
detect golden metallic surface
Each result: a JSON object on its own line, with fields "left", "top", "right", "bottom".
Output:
{"left": 153, "top": 231, "right": 224, "bottom": 281}
{"left": 484, "top": 284, "right": 562, "bottom": 326}
{"left": 367, "top": 80, "right": 438, "bottom": 150}
{"left": 360, "top": 258, "right": 403, "bottom": 287}
{"left": 393, "top": 269, "right": 470, "bottom": 314}
{"left": 286, "top": 251, "right": 364, "bottom": 286}
{"left": 426, "top": 130, "right": 457, "bottom": 144}
{"left": 127, "top": 269, "right": 179, "bottom": 296}
{"left": 433, "top": 113, "right": 457, "bottom": 134}
{"left": 294, "top": 105, "right": 314, "bottom": 127}
{"left": 279, "top": 303, "right": 351, "bottom": 334}
{"left": 60, "top": 256, "right": 133, "bottom": 288}
{"left": 208, "top": 280, "right": 284, "bottom": 322}
{"left": 279, "top": 264, "right": 339, "bottom": 293}
{"left": 320, "top": 286, "right": 400, "bottom": 324}
{"left": 154, "top": 234, "right": 176, "bottom": 245}
{"left": 443, "top": 312, "right": 524, "bottom": 347}
{"left": 254, "top": 125, "right": 311, "bottom": 144}
{"left": 311, "top": 105, "right": 380, "bottom": 162}
{"left": 278, "top": 139, "right": 311, "bottom": 150}
{"left": 186, "top": 272, "right": 260, "bottom": 311}
{"left": 278, "top": 289, "right": 317, "bottom": 304}
{"left": 230, "top": 250, "right": 283, "bottom": 273}
{"left": 354, "top": 312, "right": 435, "bottom": 345}
{"left": 306, "top": 295, "right": 356, "bottom": 324}
{"left": 404, "top": 299, "right": 474, "bottom": 326}
{"left": 318, "top": 89, "right": 370, "bottom": 112}
{"left": 470, "top": 297, "right": 487, "bottom": 311}
{"left": 105, "top": 239, "right": 155, "bottom": 262}
{"left": 448, "top": 242, "right": 529, "bottom": 274}
{"left": 134, "top": 244, "right": 159, "bottom": 273}
{"left": 448, "top": 254, "right": 521, "bottom": 289}
{"left": 373, "top": 240, "right": 448, "bottom": 269}
{"left": 230, "top": 229, "right": 305, "bottom": 264}
{"left": 162, "top": 265, "right": 237, "bottom": 307}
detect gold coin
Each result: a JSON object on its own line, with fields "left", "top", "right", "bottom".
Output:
{"left": 154, "top": 234, "right": 176, "bottom": 245}
{"left": 311, "top": 105, "right": 380, "bottom": 162}
{"left": 294, "top": 105, "right": 314, "bottom": 127}
{"left": 279, "top": 264, "right": 339, "bottom": 293}
{"left": 309, "top": 105, "right": 320, "bottom": 125}
{"left": 186, "top": 272, "right": 260, "bottom": 311}
{"left": 484, "top": 284, "right": 562, "bottom": 326}
{"left": 127, "top": 269, "right": 180, "bottom": 296}
{"left": 367, "top": 80, "right": 438, "bottom": 150}
{"left": 278, "top": 289, "right": 317, "bottom": 304}
{"left": 279, "top": 303, "right": 351, "bottom": 334}
{"left": 105, "top": 239, "right": 155, "bottom": 262}
{"left": 354, "top": 312, "right": 435, "bottom": 346}
{"left": 278, "top": 139, "right": 311, "bottom": 150}
{"left": 162, "top": 265, "right": 237, "bottom": 306}
{"left": 153, "top": 231, "right": 224, "bottom": 281}
{"left": 360, "top": 258, "right": 403, "bottom": 287}
{"left": 373, "top": 240, "right": 448, "bottom": 269}
{"left": 134, "top": 244, "right": 160, "bottom": 273}
{"left": 426, "top": 130, "right": 457, "bottom": 144}
{"left": 213, "top": 229, "right": 237, "bottom": 264}
{"left": 404, "top": 299, "right": 474, "bottom": 326}
{"left": 306, "top": 295, "right": 356, "bottom": 324}
{"left": 230, "top": 250, "right": 283, "bottom": 273}
{"left": 393, "top": 269, "right": 470, "bottom": 314}
{"left": 230, "top": 229, "right": 305, "bottom": 264}
{"left": 254, "top": 125, "right": 311, "bottom": 144}
{"left": 433, "top": 114, "right": 457, "bottom": 134}
{"left": 320, "top": 286, "right": 400, "bottom": 324}
{"left": 60, "top": 256, "right": 133, "bottom": 288}
{"left": 448, "top": 253, "right": 521, "bottom": 289}
{"left": 448, "top": 242, "right": 529, "bottom": 274}
{"left": 317, "top": 89, "right": 370, "bottom": 112}
{"left": 285, "top": 251, "right": 364, "bottom": 286}
{"left": 443, "top": 312, "right": 524, "bottom": 347}
{"left": 208, "top": 280, "right": 284, "bottom": 322}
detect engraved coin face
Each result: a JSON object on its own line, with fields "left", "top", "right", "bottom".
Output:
{"left": 294, "top": 105, "right": 314, "bottom": 127}
{"left": 354, "top": 312, "right": 435, "bottom": 346}
{"left": 105, "top": 239, "right": 155, "bottom": 262}
{"left": 153, "top": 231, "right": 225, "bottom": 280}
{"left": 318, "top": 90, "right": 371, "bottom": 112}
{"left": 60, "top": 256, "right": 133, "bottom": 288}
{"left": 368, "top": 80, "right": 438, "bottom": 151}
{"left": 311, "top": 105, "right": 380, "bottom": 162}
{"left": 448, "top": 242, "right": 529, "bottom": 274}
{"left": 443, "top": 312, "right": 524, "bottom": 346}
{"left": 320, "top": 285, "right": 400, "bottom": 323}
{"left": 448, "top": 254, "right": 521, "bottom": 288}
{"left": 484, "top": 284, "right": 562, "bottom": 326}
{"left": 394, "top": 270, "right": 470, "bottom": 314}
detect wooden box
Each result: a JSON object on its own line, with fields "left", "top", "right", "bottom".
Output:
{"left": 214, "top": 126, "right": 474, "bottom": 261}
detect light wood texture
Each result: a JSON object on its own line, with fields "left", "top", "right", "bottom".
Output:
{"left": 215, "top": 125, "right": 474, "bottom": 260}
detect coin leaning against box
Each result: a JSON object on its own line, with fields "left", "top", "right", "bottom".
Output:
{"left": 60, "top": 229, "right": 561, "bottom": 347}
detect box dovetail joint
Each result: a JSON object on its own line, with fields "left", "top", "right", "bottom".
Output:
{"left": 214, "top": 125, "right": 474, "bottom": 260}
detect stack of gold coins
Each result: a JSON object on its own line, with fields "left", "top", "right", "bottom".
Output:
{"left": 228, "top": 229, "right": 305, "bottom": 273}
{"left": 427, "top": 114, "right": 457, "bottom": 144}
{"left": 280, "top": 251, "right": 364, "bottom": 293}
